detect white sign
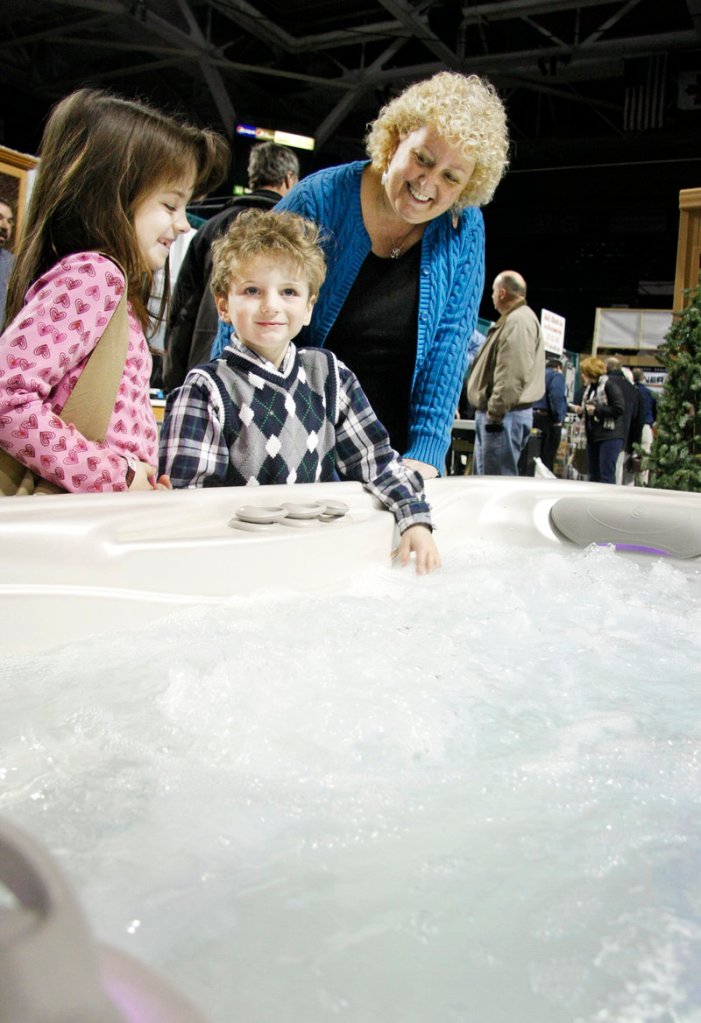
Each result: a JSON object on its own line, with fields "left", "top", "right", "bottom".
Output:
{"left": 593, "top": 308, "right": 672, "bottom": 351}
{"left": 540, "top": 307, "right": 566, "bottom": 356}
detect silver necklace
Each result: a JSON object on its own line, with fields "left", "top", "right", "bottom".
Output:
{"left": 389, "top": 226, "right": 418, "bottom": 259}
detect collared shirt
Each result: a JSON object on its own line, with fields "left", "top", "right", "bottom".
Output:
{"left": 159, "top": 339, "right": 432, "bottom": 533}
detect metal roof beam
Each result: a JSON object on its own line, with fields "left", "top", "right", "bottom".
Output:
{"left": 582, "top": 0, "right": 644, "bottom": 46}
{"left": 210, "top": 0, "right": 409, "bottom": 52}
{"left": 460, "top": 0, "right": 641, "bottom": 22}
{"left": 0, "top": 14, "right": 115, "bottom": 50}
{"left": 314, "top": 37, "right": 407, "bottom": 150}
{"left": 374, "top": 0, "right": 460, "bottom": 67}
{"left": 363, "top": 27, "right": 699, "bottom": 85}
{"left": 175, "top": 0, "right": 236, "bottom": 136}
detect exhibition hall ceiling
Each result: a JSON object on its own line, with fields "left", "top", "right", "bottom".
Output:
{"left": 2, "top": 0, "right": 700, "bottom": 168}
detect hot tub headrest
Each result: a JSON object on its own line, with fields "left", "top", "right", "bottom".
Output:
{"left": 0, "top": 818, "right": 211, "bottom": 1023}
{"left": 549, "top": 496, "right": 701, "bottom": 559}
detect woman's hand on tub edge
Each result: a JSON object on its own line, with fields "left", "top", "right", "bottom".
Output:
{"left": 403, "top": 458, "right": 439, "bottom": 480}
{"left": 392, "top": 525, "right": 441, "bottom": 575}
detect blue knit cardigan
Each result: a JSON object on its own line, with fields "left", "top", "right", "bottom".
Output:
{"left": 274, "top": 161, "right": 485, "bottom": 472}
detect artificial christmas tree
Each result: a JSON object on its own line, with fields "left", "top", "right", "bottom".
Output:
{"left": 644, "top": 281, "right": 701, "bottom": 491}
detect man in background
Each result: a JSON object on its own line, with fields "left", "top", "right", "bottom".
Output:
{"left": 163, "top": 141, "right": 300, "bottom": 391}
{"left": 0, "top": 196, "right": 15, "bottom": 331}
{"left": 633, "top": 367, "right": 657, "bottom": 441}
{"left": 530, "top": 358, "right": 569, "bottom": 472}
{"left": 633, "top": 367, "right": 657, "bottom": 484}
{"left": 605, "top": 357, "right": 644, "bottom": 485}
{"left": 468, "top": 270, "right": 545, "bottom": 475}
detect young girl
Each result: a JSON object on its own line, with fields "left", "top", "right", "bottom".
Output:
{"left": 0, "top": 88, "right": 229, "bottom": 492}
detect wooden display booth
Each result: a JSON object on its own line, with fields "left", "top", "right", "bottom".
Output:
{"left": 0, "top": 145, "right": 39, "bottom": 252}
{"left": 674, "top": 187, "right": 701, "bottom": 313}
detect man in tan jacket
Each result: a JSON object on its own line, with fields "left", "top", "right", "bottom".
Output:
{"left": 467, "top": 270, "right": 545, "bottom": 475}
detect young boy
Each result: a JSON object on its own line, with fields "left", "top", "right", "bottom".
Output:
{"left": 159, "top": 210, "right": 440, "bottom": 574}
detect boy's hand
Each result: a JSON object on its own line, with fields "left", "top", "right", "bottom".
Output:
{"left": 391, "top": 525, "right": 441, "bottom": 575}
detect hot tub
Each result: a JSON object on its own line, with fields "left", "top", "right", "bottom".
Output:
{"left": 2, "top": 477, "right": 701, "bottom": 1022}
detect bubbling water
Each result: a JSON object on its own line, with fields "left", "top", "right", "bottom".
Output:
{"left": 2, "top": 539, "right": 701, "bottom": 1023}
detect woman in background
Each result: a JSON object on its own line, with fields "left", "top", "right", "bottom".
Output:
{"left": 573, "top": 356, "right": 625, "bottom": 484}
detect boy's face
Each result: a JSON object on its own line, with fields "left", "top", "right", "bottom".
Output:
{"left": 216, "top": 255, "right": 315, "bottom": 369}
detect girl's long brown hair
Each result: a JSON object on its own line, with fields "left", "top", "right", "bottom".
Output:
{"left": 6, "top": 88, "right": 230, "bottom": 329}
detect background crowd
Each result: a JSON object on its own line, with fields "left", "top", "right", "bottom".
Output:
{"left": 0, "top": 67, "right": 665, "bottom": 527}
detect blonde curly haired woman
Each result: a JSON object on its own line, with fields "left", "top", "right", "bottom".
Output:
{"left": 573, "top": 356, "right": 625, "bottom": 483}
{"left": 269, "top": 72, "right": 509, "bottom": 479}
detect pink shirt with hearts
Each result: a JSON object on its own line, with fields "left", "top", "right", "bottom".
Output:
{"left": 0, "top": 251, "right": 158, "bottom": 492}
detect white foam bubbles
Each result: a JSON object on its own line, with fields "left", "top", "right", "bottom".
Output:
{"left": 2, "top": 540, "right": 701, "bottom": 1021}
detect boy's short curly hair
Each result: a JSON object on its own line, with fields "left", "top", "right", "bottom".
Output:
{"left": 210, "top": 209, "right": 327, "bottom": 299}
{"left": 365, "top": 72, "right": 509, "bottom": 209}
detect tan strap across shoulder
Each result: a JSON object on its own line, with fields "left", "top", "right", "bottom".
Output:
{"left": 0, "top": 255, "right": 131, "bottom": 495}
{"left": 59, "top": 279, "right": 129, "bottom": 442}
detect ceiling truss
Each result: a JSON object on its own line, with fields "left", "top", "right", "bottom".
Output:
{"left": 1, "top": 0, "right": 699, "bottom": 165}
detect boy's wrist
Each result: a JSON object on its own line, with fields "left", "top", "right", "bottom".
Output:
{"left": 397, "top": 512, "right": 434, "bottom": 534}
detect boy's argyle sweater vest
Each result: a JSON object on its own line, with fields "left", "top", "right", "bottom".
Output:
{"left": 204, "top": 346, "right": 340, "bottom": 486}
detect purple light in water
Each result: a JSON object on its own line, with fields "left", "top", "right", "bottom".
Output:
{"left": 610, "top": 543, "right": 672, "bottom": 557}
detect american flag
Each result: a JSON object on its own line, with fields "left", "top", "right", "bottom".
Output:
{"left": 623, "top": 55, "right": 667, "bottom": 131}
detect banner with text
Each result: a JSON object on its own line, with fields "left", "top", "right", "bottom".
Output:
{"left": 541, "top": 308, "right": 566, "bottom": 356}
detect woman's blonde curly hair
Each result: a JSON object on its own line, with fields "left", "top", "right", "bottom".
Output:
{"left": 365, "top": 72, "right": 509, "bottom": 209}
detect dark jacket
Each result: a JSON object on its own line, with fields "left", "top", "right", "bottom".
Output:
{"left": 583, "top": 376, "right": 625, "bottom": 443}
{"left": 162, "top": 189, "right": 280, "bottom": 392}
{"left": 636, "top": 381, "right": 657, "bottom": 425}
{"left": 607, "top": 368, "right": 644, "bottom": 452}
{"left": 532, "top": 367, "right": 568, "bottom": 422}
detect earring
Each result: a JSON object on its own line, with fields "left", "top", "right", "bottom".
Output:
{"left": 381, "top": 168, "right": 389, "bottom": 188}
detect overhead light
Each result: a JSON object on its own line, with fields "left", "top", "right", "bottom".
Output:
{"left": 235, "top": 123, "right": 315, "bottom": 151}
